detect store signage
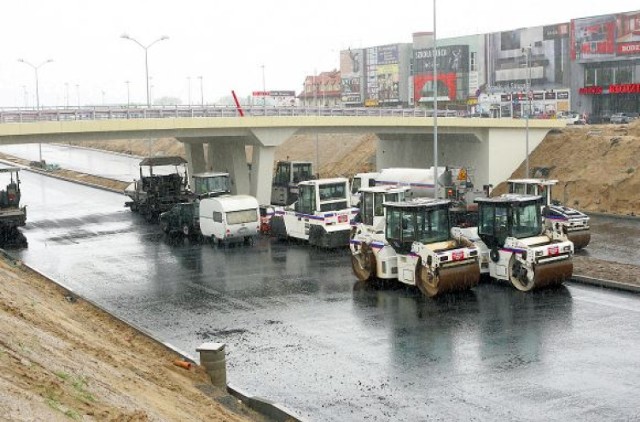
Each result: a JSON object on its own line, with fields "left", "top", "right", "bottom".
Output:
{"left": 579, "top": 83, "right": 640, "bottom": 95}
{"left": 579, "top": 86, "right": 603, "bottom": 95}
{"left": 608, "top": 83, "right": 640, "bottom": 94}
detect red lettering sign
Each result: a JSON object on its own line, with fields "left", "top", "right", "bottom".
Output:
{"left": 548, "top": 246, "right": 559, "bottom": 256}
{"left": 579, "top": 86, "right": 603, "bottom": 95}
{"left": 608, "top": 83, "right": 640, "bottom": 94}
{"left": 451, "top": 251, "right": 465, "bottom": 261}
{"left": 617, "top": 41, "right": 640, "bottom": 55}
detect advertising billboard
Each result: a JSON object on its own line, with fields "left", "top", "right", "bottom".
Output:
{"left": 340, "top": 49, "right": 364, "bottom": 104}
{"left": 571, "top": 14, "right": 616, "bottom": 60}
{"left": 413, "top": 45, "right": 468, "bottom": 103}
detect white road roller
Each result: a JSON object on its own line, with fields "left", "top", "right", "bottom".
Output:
{"left": 269, "top": 177, "right": 357, "bottom": 248}
{"left": 352, "top": 197, "right": 480, "bottom": 297}
{"left": 507, "top": 178, "right": 590, "bottom": 249}
{"left": 473, "top": 194, "right": 574, "bottom": 292}
{"left": 349, "top": 185, "right": 408, "bottom": 280}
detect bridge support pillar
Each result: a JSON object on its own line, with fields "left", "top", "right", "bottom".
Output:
{"left": 184, "top": 143, "right": 206, "bottom": 182}
{"left": 207, "top": 141, "right": 250, "bottom": 195}
{"left": 250, "top": 146, "right": 276, "bottom": 205}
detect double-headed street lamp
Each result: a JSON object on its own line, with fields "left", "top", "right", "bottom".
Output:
{"left": 18, "top": 58, "right": 53, "bottom": 164}
{"left": 17, "top": 58, "right": 53, "bottom": 110}
{"left": 120, "top": 34, "right": 169, "bottom": 107}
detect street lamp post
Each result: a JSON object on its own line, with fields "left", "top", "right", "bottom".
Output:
{"left": 261, "top": 64, "right": 266, "bottom": 109}
{"left": 198, "top": 76, "right": 204, "bottom": 106}
{"left": 187, "top": 76, "right": 192, "bottom": 106}
{"left": 125, "top": 80, "right": 130, "bottom": 107}
{"left": 522, "top": 45, "right": 532, "bottom": 178}
{"left": 120, "top": 34, "right": 169, "bottom": 107}
{"left": 17, "top": 58, "right": 53, "bottom": 110}
{"left": 18, "top": 58, "right": 53, "bottom": 163}
{"left": 432, "top": 0, "right": 439, "bottom": 199}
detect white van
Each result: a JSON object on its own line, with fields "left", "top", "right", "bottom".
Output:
{"left": 199, "top": 195, "right": 260, "bottom": 245}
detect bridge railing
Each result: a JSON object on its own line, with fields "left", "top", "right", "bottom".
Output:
{"left": 0, "top": 106, "right": 460, "bottom": 123}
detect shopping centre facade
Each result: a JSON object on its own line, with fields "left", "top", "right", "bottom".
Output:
{"left": 335, "top": 9, "right": 640, "bottom": 119}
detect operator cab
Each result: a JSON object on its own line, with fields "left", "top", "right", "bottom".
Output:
{"left": 358, "top": 186, "right": 408, "bottom": 227}
{"left": 384, "top": 198, "right": 451, "bottom": 254}
{"left": 192, "top": 172, "right": 231, "bottom": 198}
{"left": 475, "top": 194, "right": 543, "bottom": 249}
{"left": 295, "top": 178, "right": 350, "bottom": 214}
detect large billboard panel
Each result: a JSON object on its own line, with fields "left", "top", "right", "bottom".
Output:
{"left": 414, "top": 73, "right": 457, "bottom": 102}
{"left": 340, "top": 49, "right": 364, "bottom": 104}
{"left": 414, "top": 45, "right": 469, "bottom": 75}
{"left": 376, "top": 63, "right": 400, "bottom": 103}
{"left": 571, "top": 11, "right": 640, "bottom": 61}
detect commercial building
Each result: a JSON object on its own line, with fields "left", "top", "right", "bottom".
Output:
{"left": 330, "top": 9, "right": 640, "bottom": 119}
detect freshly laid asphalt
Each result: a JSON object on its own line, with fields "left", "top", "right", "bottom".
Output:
{"left": 9, "top": 168, "right": 640, "bottom": 421}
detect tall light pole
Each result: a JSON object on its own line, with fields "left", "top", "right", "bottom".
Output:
{"left": 17, "top": 58, "right": 53, "bottom": 110}
{"left": 522, "top": 45, "right": 532, "bottom": 178}
{"left": 64, "top": 82, "right": 69, "bottom": 108}
{"left": 125, "top": 80, "right": 130, "bottom": 107}
{"left": 198, "top": 76, "right": 204, "bottom": 106}
{"left": 187, "top": 76, "right": 192, "bottom": 106}
{"left": 21, "top": 85, "right": 28, "bottom": 108}
{"left": 75, "top": 84, "right": 80, "bottom": 107}
{"left": 18, "top": 58, "right": 53, "bottom": 164}
{"left": 120, "top": 34, "right": 169, "bottom": 108}
{"left": 261, "top": 64, "right": 266, "bottom": 109}
{"left": 432, "top": 0, "right": 439, "bottom": 199}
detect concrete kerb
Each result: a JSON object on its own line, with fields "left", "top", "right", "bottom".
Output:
{"left": 0, "top": 249, "right": 305, "bottom": 422}
{"left": 0, "top": 158, "right": 125, "bottom": 195}
{"left": 570, "top": 274, "right": 640, "bottom": 294}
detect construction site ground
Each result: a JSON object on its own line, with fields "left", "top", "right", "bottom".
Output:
{"left": 1, "top": 120, "right": 639, "bottom": 420}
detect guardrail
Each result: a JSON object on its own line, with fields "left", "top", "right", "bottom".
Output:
{"left": 0, "top": 106, "right": 460, "bottom": 123}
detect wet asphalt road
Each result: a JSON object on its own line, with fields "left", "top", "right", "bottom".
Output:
{"left": 9, "top": 168, "right": 640, "bottom": 421}
{"left": 2, "top": 142, "right": 640, "bottom": 266}
{"left": 0, "top": 143, "right": 169, "bottom": 182}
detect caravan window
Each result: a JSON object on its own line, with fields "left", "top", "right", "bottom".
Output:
{"left": 226, "top": 209, "right": 258, "bottom": 225}
{"left": 212, "top": 211, "right": 223, "bottom": 223}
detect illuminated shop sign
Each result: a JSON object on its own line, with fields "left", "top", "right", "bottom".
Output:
{"left": 579, "top": 83, "right": 640, "bottom": 95}
{"left": 609, "top": 83, "right": 640, "bottom": 94}
{"left": 579, "top": 86, "right": 603, "bottom": 95}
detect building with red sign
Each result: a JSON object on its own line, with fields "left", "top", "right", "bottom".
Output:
{"left": 329, "top": 8, "right": 639, "bottom": 118}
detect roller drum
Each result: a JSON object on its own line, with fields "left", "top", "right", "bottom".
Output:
{"left": 418, "top": 261, "right": 480, "bottom": 297}
{"left": 567, "top": 230, "right": 591, "bottom": 250}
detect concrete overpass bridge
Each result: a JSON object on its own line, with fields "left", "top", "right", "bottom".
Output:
{"left": 0, "top": 106, "right": 565, "bottom": 204}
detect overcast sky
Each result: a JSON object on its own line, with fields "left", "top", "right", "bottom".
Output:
{"left": 2, "top": 0, "right": 638, "bottom": 108}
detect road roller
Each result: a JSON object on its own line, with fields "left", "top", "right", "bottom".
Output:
{"left": 474, "top": 194, "right": 574, "bottom": 292}
{"left": 376, "top": 198, "right": 480, "bottom": 297}
{"left": 350, "top": 185, "right": 409, "bottom": 281}
{"left": 507, "top": 178, "right": 590, "bottom": 250}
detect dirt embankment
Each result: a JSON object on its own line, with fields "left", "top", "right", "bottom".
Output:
{"left": 493, "top": 120, "right": 640, "bottom": 216}
{"left": 0, "top": 255, "right": 262, "bottom": 421}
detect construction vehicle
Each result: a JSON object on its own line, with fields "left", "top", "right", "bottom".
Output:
{"left": 349, "top": 185, "right": 408, "bottom": 280}
{"left": 124, "top": 156, "right": 191, "bottom": 222}
{"left": 507, "top": 178, "right": 590, "bottom": 249}
{"left": 271, "top": 160, "right": 314, "bottom": 206}
{"left": 159, "top": 172, "right": 231, "bottom": 237}
{"left": 472, "top": 194, "right": 574, "bottom": 291}
{"left": 350, "top": 172, "right": 379, "bottom": 207}
{"left": 354, "top": 198, "right": 480, "bottom": 297}
{"left": 270, "top": 177, "right": 357, "bottom": 248}
{"left": 372, "top": 166, "right": 485, "bottom": 227}
{"left": 0, "top": 167, "right": 27, "bottom": 247}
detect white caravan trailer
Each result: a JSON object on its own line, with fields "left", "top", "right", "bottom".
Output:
{"left": 199, "top": 195, "right": 260, "bottom": 245}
